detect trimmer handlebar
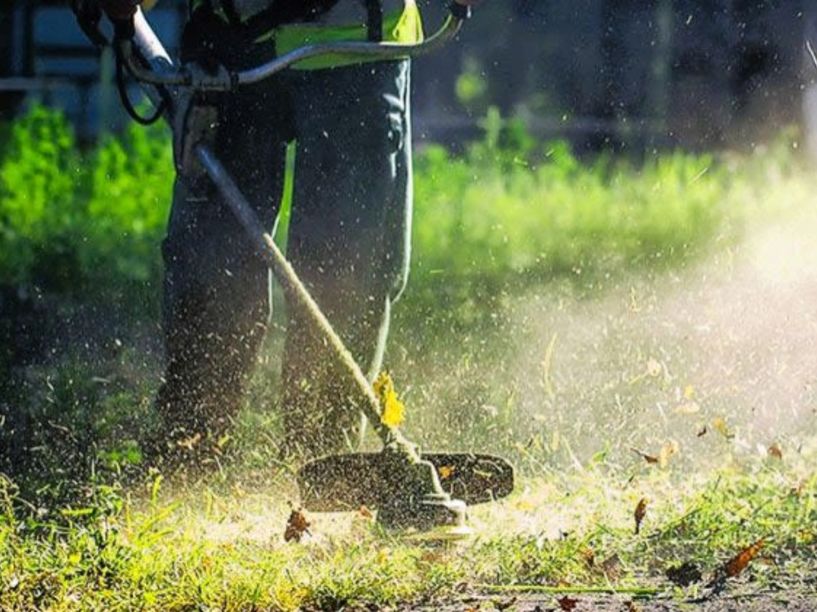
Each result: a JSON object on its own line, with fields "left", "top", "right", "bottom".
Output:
{"left": 119, "top": 3, "right": 469, "bottom": 92}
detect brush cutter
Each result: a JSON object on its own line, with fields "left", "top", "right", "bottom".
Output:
{"left": 89, "top": 2, "right": 514, "bottom": 537}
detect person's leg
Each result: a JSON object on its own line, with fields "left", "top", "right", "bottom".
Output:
{"left": 153, "top": 79, "right": 292, "bottom": 464}
{"left": 281, "top": 59, "right": 412, "bottom": 458}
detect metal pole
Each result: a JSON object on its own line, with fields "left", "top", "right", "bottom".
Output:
{"left": 195, "top": 145, "right": 409, "bottom": 451}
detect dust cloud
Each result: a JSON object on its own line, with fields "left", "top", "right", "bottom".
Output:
{"left": 399, "top": 203, "right": 817, "bottom": 477}
{"left": 513, "top": 214, "right": 817, "bottom": 470}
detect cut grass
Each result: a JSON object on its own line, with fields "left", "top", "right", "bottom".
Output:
{"left": 1, "top": 454, "right": 814, "bottom": 610}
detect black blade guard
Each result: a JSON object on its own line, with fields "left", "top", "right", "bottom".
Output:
{"left": 297, "top": 452, "right": 515, "bottom": 512}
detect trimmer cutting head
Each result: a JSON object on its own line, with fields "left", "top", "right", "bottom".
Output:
{"left": 297, "top": 451, "right": 514, "bottom": 533}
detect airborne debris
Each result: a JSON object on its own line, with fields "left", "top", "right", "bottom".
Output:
{"left": 711, "top": 417, "right": 734, "bottom": 440}
{"left": 631, "top": 447, "right": 659, "bottom": 464}
{"left": 438, "top": 465, "right": 456, "bottom": 480}
{"left": 541, "top": 332, "right": 558, "bottom": 397}
{"left": 723, "top": 539, "right": 764, "bottom": 578}
{"left": 634, "top": 497, "right": 648, "bottom": 534}
{"left": 646, "top": 358, "right": 662, "bottom": 378}
{"left": 284, "top": 508, "right": 311, "bottom": 542}
{"left": 658, "top": 440, "right": 679, "bottom": 469}
{"left": 176, "top": 432, "right": 202, "bottom": 450}
{"left": 767, "top": 443, "right": 783, "bottom": 460}
{"left": 358, "top": 505, "right": 374, "bottom": 520}
{"left": 628, "top": 357, "right": 665, "bottom": 384}
{"left": 674, "top": 401, "right": 700, "bottom": 415}
{"left": 632, "top": 441, "right": 678, "bottom": 469}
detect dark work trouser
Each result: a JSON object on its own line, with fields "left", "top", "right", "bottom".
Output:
{"left": 155, "top": 59, "right": 412, "bottom": 458}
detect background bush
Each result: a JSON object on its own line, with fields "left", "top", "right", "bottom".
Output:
{"left": 0, "top": 106, "right": 799, "bottom": 315}
{"left": 0, "top": 107, "right": 171, "bottom": 299}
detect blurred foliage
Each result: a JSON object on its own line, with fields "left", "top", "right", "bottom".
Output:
{"left": 0, "top": 107, "right": 172, "bottom": 302}
{"left": 455, "top": 56, "right": 489, "bottom": 113}
{"left": 408, "top": 109, "right": 735, "bottom": 328}
{"left": 0, "top": 107, "right": 82, "bottom": 291}
{"left": 2, "top": 105, "right": 791, "bottom": 317}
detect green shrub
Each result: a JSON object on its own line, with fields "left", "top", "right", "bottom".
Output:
{"left": 0, "top": 105, "right": 798, "bottom": 319}
{"left": 0, "top": 107, "right": 83, "bottom": 289}
{"left": 408, "top": 122, "right": 730, "bottom": 325}
{"left": 0, "top": 107, "right": 172, "bottom": 298}
{"left": 79, "top": 123, "right": 172, "bottom": 289}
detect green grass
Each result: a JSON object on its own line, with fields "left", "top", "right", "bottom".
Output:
{"left": 0, "top": 455, "right": 814, "bottom": 610}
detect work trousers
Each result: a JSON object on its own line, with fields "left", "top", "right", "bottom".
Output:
{"left": 155, "top": 58, "right": 413, "bottom": 459}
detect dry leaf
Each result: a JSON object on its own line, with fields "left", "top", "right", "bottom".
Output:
{"left": 557, "top": 595, "right": 579, "bottom": 611}
{"left": 358, "top": 505, "right": 374, "bottom": 520}
{"left": 374, "top": 372, "right": 406, "bottom": 428}
{"left": 711, "top": 417, "right": 734, "bottom": 439}
{"left": 284, "top": 508, "right": 311, "bottom": 543}
{"left": 658, "top": 440, "right": 679, "bottom": 469}
{"left": 724, "top": 539, "right": 764, "bottom": 577}
{"left": 674, "top": 401, "right": 700, "bottom": 415}
{"left": 581, "top": 546, "right": 596, "bottom": 568}
{"left": 438, "top": 465, "right": 456, "bottom": 480}
{"left": 631, "top": 447, "right": 659, "bottom": 464}
{"left": 634, "top": 498, "right": 648, "bottom": 534}
{"left": 768, "top": 443, "right": 783, "bottom": 460}
{"left": 177, "top": 432, "right": 202, "bottom": 451}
